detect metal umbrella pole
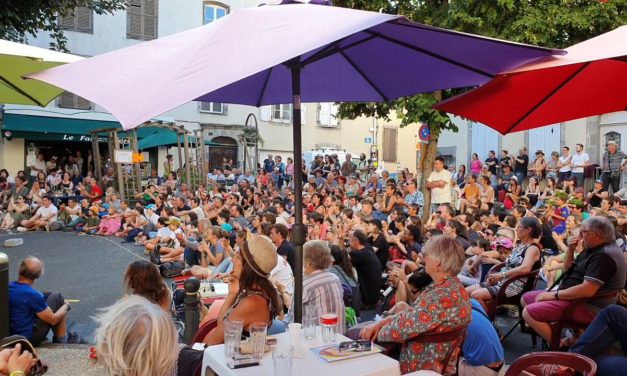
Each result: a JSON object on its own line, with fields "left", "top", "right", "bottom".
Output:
{"left": 288, "top": 59, "right": 305, "bottom": 323}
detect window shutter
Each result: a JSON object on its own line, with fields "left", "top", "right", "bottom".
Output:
{"left": 382, "top": 128, "right": 397, "bottom": 162}
{"left": 329, "top": 103, "right": 339, "bottom": 126}
{"left": 222, "top": 104, "right": 228, "bottom": 115}
{"left": 143, "top": 0, "right": 157, "bottom": 39}
{"left": 260, "top": 106, "right": 271, "bottom": 121}
{"left": 76, "top": 7, "right": 92, "bottom": 31}
{"left": 59, "top": 11, "right": 76, "bottom": 29}
{"left": 300, "top": 103, "right": 306, "bottom": 125}
{"left": 75, "top": 95, "right": 92, "bottom": 110}
{"left": 58, "top": 92, "right": 75, "bottom": 108}
{"left": 319, "top": 103, "right": 331, "bottom": 125}
{"left": 127, "top": 3, "right": 142, "bottom": 38}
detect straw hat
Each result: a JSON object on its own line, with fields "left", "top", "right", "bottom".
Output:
{"left": 242, "top": 234, "right": 277, "bottom": 278}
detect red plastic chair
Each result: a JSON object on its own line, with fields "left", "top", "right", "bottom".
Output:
{"left": 546, "top": 290, "right": 618, "bottom": 350}
{"left": 504, "top": 351, "right": 597, "bottom": 376}
{"left": 192, "top": 318, "right": 218, "bottom": 344}
{"left": 380, "top": 326, "right": 467, "bottom": 375}
{"left": 484, "top": 262, "right": 540, "bottom": 341}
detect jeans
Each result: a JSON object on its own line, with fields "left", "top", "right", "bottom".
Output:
{"left": 602, "top": 171, "right": 621, "bottom": 194}
{"left": 571, "top": 172, "right": 584, "bottom": 187}
{"left": 31, "top": 292, "right": 65, "bottom": 346}
{"left": 514, "top": 172, "right": 526, "bottom": 186}
{"left": 570, "top": 305, "right": 627, "bottom": 358}
{"left": 184, "top": 246, "right": 201, "bottom": 266}
{"left": 558, "top": 171, "right": 571, "bottom": 183}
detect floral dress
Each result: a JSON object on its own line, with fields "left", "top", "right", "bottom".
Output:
{"left": 377, "top": 276, "right": 471, "bottom": 375}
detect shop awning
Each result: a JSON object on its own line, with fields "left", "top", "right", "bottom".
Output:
{"left": 1, "top": 113, "right": 187, "bottom": 143}
{"left": 138, "top": 128, "right": 216, "bottom": 150}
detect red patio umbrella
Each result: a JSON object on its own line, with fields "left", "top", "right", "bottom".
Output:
{"left": 435, "top": 26, "right": 627, "bottom": 134}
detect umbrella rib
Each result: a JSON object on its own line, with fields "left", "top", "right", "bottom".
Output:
{"left": 365, "top": 30, "right": 494, "bottom": 78}
{"left": 256, "top": 66, "right": 274, "bottom": 107}
{"left": 502, "top": 62, "right": 591, "bottom": 134}
{"left": 0, "top": 76, "right": 46, "bottom": 107}
{"left": 339, "top": 51, "right": 389, "bottom": 102}
{"left": 390, "top": 19, "right": 563, "bottom": 55}
{"left": 301, "top": 35, "right": 377, "bottom": 67}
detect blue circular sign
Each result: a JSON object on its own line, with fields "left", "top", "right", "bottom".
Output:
{"left": 419, "top": 124, "right": 430, "bottom": 141}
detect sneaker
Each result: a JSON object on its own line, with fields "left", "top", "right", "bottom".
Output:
{"left": 16, "top": 226, "right": 27, "bottom": 232}
{"left": 149, "top": 249, "right": 161, "bottom": 265}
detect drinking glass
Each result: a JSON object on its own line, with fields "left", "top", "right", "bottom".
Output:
{"left": 273, "top": 345, "right": 294, "bottom": 376}
{"left": 320, "top": 312, "right": 338, "bottom": 343}
{"left": 302, "top": 316, "right": 317, "bottom": 339}
{"left": 249, "top": 322, "right": 268, "bottom": 361}
{"left": 224, "top": 319, "right": 243, "bottom": 358}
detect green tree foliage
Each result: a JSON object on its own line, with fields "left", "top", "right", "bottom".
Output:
{"left": 0, "top": 0, "right": 126, "bottom": 51}
{"left": 334, "top": 0, "right": 627, "bottom": 216}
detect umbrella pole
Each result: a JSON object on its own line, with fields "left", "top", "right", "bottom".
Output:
{"left": 289, "top": 60, "right": 304, "bottom": 324}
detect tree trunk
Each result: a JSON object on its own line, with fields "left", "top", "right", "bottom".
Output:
{"left": 420, "top": 132, "right": 439, "bottom": 223}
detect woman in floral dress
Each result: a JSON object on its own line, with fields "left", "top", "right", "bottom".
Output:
{"left": 360, "top": 235, "right": 471, "bottom": 375}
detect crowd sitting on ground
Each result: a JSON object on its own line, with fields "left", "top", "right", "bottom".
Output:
{"left": 4, "top": 144, "right": 627, "bottom": 376}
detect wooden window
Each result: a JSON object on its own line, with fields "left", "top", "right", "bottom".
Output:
{"left": 127, "top": 0, "right": 158, "bottom": 41}
{"left": 382, "top": 127, "right": 397, "bottom": 162}
{"left": 59, "top": 7, "right": 93, "bottom": 33}
{"left": 58, "top": 92, "right": 92, "bottom": 110}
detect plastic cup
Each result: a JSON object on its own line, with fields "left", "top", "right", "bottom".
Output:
{"left": 273, "top": 345, "right": 294, "bottom": 376}
{"left": 224, "top": 319, "right": 243, "bottom": 358}
{"left": 249, "top": 322, "right": 268, "bottom": 361}
{"left": 320, "top": 313, "right": 338, "bottom": 343}
{"left": 302, "top": 316, "right": 317, "bottom": 339}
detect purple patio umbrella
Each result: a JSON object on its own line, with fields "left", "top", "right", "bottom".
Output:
{"left": 29, "top": 1, "right": 561, "bottom": 322}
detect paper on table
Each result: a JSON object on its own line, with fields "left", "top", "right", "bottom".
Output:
{"left": 311, "top": 343, "right": 382, "bottom": 363}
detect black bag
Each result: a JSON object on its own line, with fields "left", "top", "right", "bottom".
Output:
{"left": 159, "top": 261, "right": 185, "bottom": 278}
{"left": 0, "top": 335, "right": 48, "bottom": 376}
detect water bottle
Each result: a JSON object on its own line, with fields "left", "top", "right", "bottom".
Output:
{"left": 320, "top": 313, "right": 338, "bottom": 343}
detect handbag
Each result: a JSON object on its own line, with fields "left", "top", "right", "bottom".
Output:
{"left": 160, "top": 261, "right": 185, "bottom": 278}
{"left": 0, "top": 335, "right": 48, "bottom": 376}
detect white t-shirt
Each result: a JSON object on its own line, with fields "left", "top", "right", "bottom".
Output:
{"left": 36, "top": 205, "right": 58, "bottom": 223}
{"left": 270, "top": 255, "right": 294, "bottom": 296}
{"left": 29, "top": 159, "right": 46, "bottom": 177}
{"left": 558, "top": 155, "right": 572, "bottom": 172}
{"left": 571, "top": 152, "right": 590, "bottom": 173}
{"left": 147, "top": 213, "right": 160, "bottom": 226}
{"left": 192, "top": 206, "right": 206, "bottom": 220}
{"left": 427, "top": 169, "right": 452, "bottom": 204}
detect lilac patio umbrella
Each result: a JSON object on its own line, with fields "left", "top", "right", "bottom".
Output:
{"left": 29, "top": 0, "right": 561, "bottom": 322}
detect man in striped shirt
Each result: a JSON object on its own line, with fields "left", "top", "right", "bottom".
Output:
{"left": 601, "top": 140, "right": 627, "bottom": 193}
{"left": 302, "top": 240, "right": 346, "bottom": 333}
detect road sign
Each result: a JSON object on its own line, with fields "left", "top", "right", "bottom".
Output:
{"left": 364, "top": 137, "right": 372, "bottom": 144}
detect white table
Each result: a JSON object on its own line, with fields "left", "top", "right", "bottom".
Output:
{"left": 201, "top": 327, "right": 401, "bottom": 376}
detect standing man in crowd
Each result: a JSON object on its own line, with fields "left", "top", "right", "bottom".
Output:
{"left": 341, "top": 153, "right": 356, "bottom": 177}
{"left": 9, "top": 256, "right": 71, "bottom": 345}
{"left": 485, "top": 150, "right": 499, "bottom": 176}
{"left": 264, "top": 154, "right": 275, "bottom": 173}
{"left": 571, "top": 143, "right": 590, "bottom": 187}
{"left": 601, "top": 140, "right": 627, "bottom": 194}
{"left": 425, "top": 156, "right": 452, "bottom": 213}
{"left": 28, "top": 152, "right": 46, "bottom": 185}
{"left": 558, "top": 146, "right": 572, "bottom": 182}
{"left": 513, "top": 147, "right": 529, "bottom": 187}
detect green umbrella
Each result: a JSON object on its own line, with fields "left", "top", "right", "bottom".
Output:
{"left": 0, "top": 39, "right": 82, "bottom": 106}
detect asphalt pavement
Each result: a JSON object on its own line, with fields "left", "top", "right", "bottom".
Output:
{"left": 1, "top": 231, "right": 146, "bottom": 343}
{"left": 0, "top": 231, "right": 542, "bottom": 362}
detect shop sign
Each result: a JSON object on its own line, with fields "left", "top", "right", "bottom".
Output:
{"left": 62, "top": 134, "right": 109, "bottom": 143}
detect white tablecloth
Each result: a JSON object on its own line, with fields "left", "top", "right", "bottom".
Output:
{"left": 201, "top": 327, "right": 400, "bottom": 376}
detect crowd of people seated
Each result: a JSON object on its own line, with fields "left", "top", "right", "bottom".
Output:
{"left": 3, "top": 144, "right": 627, "bottom": 375}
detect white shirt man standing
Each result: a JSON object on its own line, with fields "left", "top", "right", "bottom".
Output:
{"left": 558, "top": 146, "right": 572, "bottom": 182}
{"left": 571, "top": 143, "right": 590, "bottom": 187}
{"left": 425, "top": 156, "right": 452, "bottom": 213}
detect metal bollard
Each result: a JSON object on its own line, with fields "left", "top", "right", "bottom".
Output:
{"left": 183, "top": 277, "right": 201, "bottom": 345}
{"left": 0, "top": 253, "right": 9, "bottom": 339}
